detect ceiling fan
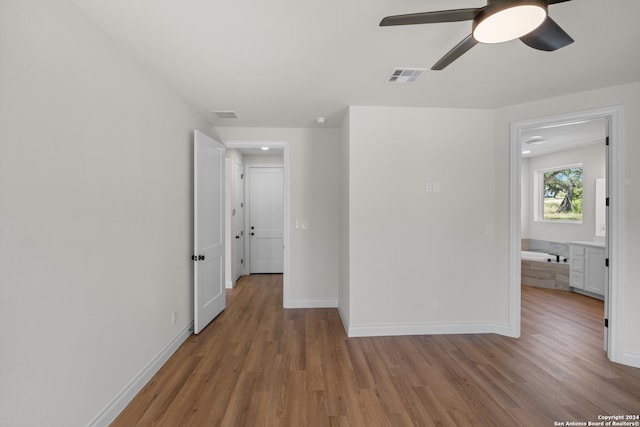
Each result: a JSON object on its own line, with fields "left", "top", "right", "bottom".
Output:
{"left": 380, "top": 0, "right": 574, "bottom": 70}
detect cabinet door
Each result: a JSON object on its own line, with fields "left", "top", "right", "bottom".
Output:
{"left": 584, "top": 247, "right": 605, "bottom": 295}
{"left": 569, "top": 244, "right": 585, "bottom": 289}
{"left": 570, "top": 271, "right": 585, "bottom": 289}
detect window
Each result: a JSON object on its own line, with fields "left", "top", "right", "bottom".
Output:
{"left": 536, "top": 165, "right": 583, "bottom": 222}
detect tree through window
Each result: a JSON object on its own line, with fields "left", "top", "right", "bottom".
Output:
{"left": 542, "top": 166, "right": 583, "bottom": 221}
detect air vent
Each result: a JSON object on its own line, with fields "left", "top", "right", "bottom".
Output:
{"left": 212, "top": 110, "right": 238, "bottom": 119}
{"left": 387, "top": 68, "right": 426, "bottom": 84}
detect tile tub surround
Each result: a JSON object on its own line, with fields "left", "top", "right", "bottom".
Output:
{"left": 521, "top": 239, "right": 570, "bottom": 291}
{"left": 521, "top": 257, "right": 570, "bottom": 291}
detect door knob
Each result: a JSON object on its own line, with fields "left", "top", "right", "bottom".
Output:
{"left": 236, "top": 235, "right": 240, "bottom": 239}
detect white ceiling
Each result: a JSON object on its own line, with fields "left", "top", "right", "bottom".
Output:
{"left": 71, "top": 0, "right": 640, "bottom": 128}
{"left": 236, "top": 147, "right": 284, "bottom": 157}
{"left": 520, "top": 117, "right": 607, "bottom": 158}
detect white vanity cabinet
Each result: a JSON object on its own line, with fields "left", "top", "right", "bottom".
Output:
{"left": 569, "top": 242, "right": 605, "bottom": 298}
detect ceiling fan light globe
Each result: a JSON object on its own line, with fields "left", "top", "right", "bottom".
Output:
{"left": 473, "top": 4, "right": 547, "bottom": 44}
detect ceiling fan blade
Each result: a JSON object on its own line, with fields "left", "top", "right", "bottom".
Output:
{"left": 548, "top": 0, "right": 572, "bottom": 4}
{"left": 431, "top": 34, "right": 478, "bottom": 70}
{"left": 520, "top": 17, "right": 574, "bottom": 51}
{"left": 380, "top": 8, "right": 481, "bottom": 27}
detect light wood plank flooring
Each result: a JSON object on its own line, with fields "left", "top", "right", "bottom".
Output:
{"left": 112, "top": 275, "right": 640, "bottom": 426}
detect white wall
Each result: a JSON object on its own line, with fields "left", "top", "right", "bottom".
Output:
{"left": 212, "top": 127, "right": 340, "bottom": 305}
{"left": 524, "top": 142, "right": 606, "bottom": 243}
{"left": 243, "top": 154, "right": 284, "bottom": 165}
{"left": 338, "top": 111, "right": 351, "bottom": 326}
{"left": 0, "top": 1, "right": 211, "bottom": 425}
{"left": 495, "top": 81, "right": 640, "bottom": 363}
{"left": 345, "top": 106, "right": 507, "bottom": 335}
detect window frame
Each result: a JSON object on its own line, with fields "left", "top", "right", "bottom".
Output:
{"left": 533, "top": 163, "right": 584, "bottom": 224}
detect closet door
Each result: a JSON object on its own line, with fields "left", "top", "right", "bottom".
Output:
{"left": 248, "top": 166, "right": 283, "bottom": 273}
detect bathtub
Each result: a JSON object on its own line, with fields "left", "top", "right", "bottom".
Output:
{"left": 522, "top": 250, "right": 557, "bottom": 262}
{"left": 521, "top": 251, "right": 569, "bottom": 290}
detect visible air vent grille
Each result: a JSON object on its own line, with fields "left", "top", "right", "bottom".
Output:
{"left": 387, "top": 68, "right": 425, "bottom": 84}
{"left": 212, "top": 110, "right": 238, "bottom": 119}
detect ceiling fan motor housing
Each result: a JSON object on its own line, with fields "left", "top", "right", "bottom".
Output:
{"left": 473, "top": 0, "right": 548, "bottom": 43}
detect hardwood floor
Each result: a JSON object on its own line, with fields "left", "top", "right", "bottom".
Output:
{"left": 112, "top": 276, "right": 640, "bottom": 426}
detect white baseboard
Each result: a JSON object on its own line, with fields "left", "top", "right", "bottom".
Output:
{"left": 346, "top": 321, "right": 510, "bottom": 338}
{"left": 284, "top": 298, "right": 338, "bottom": 309}
{"left": 622, "top": 350, "right": 640, "bottom": 369}
{"left": 337, "top": 304, "right": 349, "bottom": 336}
{"left": 87, "top": 323, "right": 193, "bottom": 427}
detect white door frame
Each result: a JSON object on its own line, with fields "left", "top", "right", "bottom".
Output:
{"left": 233, "top": 158, "right": 245, "bottom": 283}
{"left": 223, "top": 140, "right": 291, "bottom": 308}
{"left": 509, "top": 105, "right": 626, "bottom": 364}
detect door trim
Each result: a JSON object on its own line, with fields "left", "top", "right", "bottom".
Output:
{"left": 509, "top": 105, "right": 626, "bottom": 364}
{"left": 223, "top": 140, "right": 291, "bottom": 308}
{"left": 232, "top": 158, "right": 244, "bottom": 283}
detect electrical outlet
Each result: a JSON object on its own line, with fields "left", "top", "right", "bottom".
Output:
{"left": 485, "top": 224, "right": 493, "bottom": 235}
{"left": 425, "top": 182, "right": 432, "bottom": 192}
{"left": 171, "top": 311, "right": 177, "bottom": 324}
{"left": 433, "top": 182, "right": 440, "bottom": 193}
{"left": 433, "top": 298, "right": 440, "bottom": 311}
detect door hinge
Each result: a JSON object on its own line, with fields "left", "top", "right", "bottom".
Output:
{"left": 604, "top": 318, "right": 609, "bottom": 328}
{"left": 605, "top": 136, "right": 610, "bottom": 146}
{"left": 241, "top": 173, "right": 245, "bottom": 179}
{"left": 241, "top": 259, "right": 244, "bottom": 264}
{"left": 241, "top": 202, "right": 244, "bottom": 208}
{"left": 605, "top": 258, "right": 609, "bottom": 267}
{"left": 606, "top": 197, "right": 609, "bottom": 206}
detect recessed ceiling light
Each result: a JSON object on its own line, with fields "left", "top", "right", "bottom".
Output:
{"left": 316, "top": 117, "right": 326, "bottom": 125}
{"left": 522, "top": 150, "right": 531, "bottom": 154}
{"left": 261, "top": 147, "right": 270, "bottom": 151}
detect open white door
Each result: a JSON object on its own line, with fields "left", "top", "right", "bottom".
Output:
{"left": 193, "top": 130, "right": 225, "bottom": 334}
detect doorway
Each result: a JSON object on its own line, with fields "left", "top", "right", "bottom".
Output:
{"left": 509, "top": 106, "right": 625, "bottom": 363}
{"left": 224, "top": 140, "right": 290, "bottom": 307}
